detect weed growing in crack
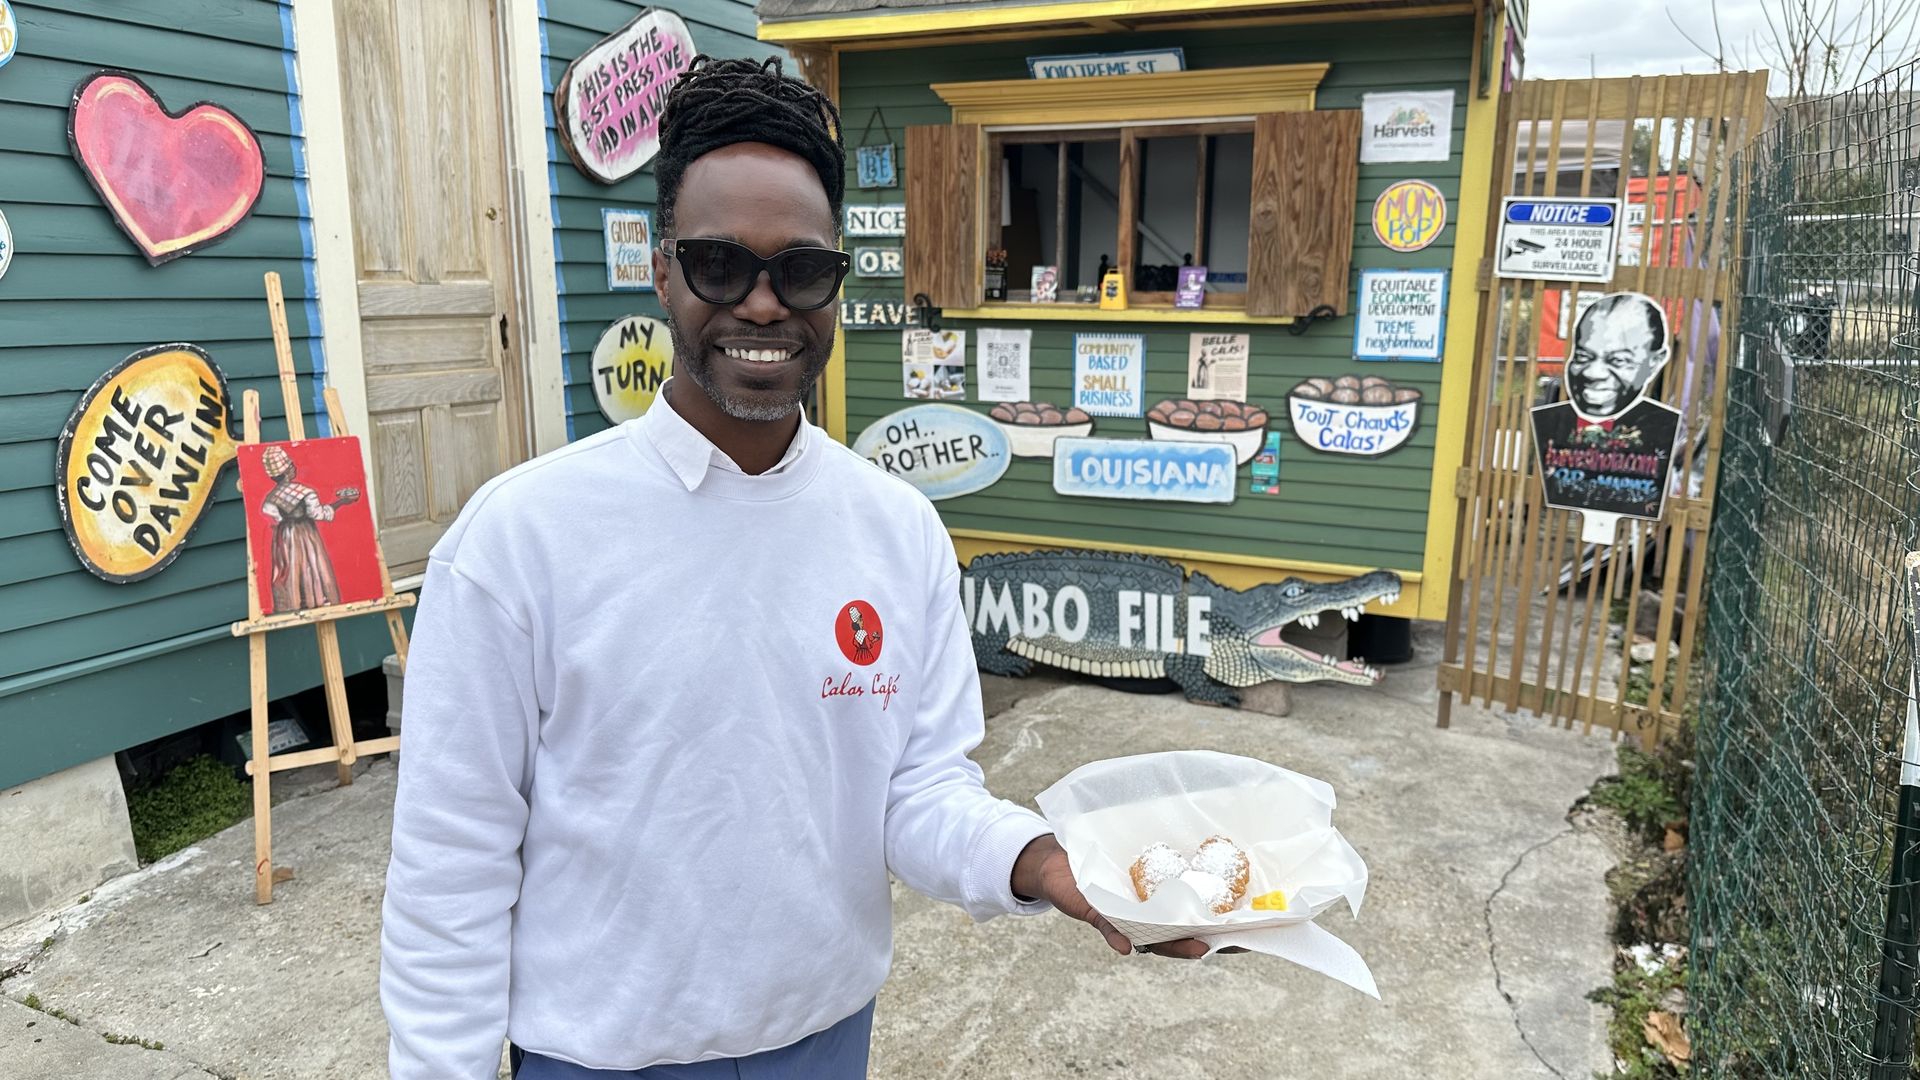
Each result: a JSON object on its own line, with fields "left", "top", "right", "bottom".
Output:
{"left": 1590, "top": 953, "right": 1688, "bottom": 1078}
{"left": 21, "top": 993, "right": 81, "bottom": 1027}
{"left": 103, "top": 1031, "right": 166, "bottom": 1050}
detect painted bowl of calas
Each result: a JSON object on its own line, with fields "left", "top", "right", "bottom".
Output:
{"left": 1145, "top": 398, "right": 1271, "bottom": 464}
{"left": 988, "top": 401, "right": 1094, "bottom": 457}
{"left": 1286, "top": 375, "right": 1423, "bottom": 457}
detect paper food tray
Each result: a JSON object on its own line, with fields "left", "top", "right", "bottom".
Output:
{"left": 1035, "top": 749, "right": 1378, "bottom": 998}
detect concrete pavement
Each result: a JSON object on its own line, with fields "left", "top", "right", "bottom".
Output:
{"left": 0, "top": 626, "right": 1620, "bottom": 1079}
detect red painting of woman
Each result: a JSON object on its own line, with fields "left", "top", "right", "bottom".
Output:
{"left": 258, "top": 444, "right": 361, "bottom": 613}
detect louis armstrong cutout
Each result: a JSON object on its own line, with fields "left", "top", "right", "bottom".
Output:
{"left": 1530, "top": 292, "right": 1684, "bottom": 532}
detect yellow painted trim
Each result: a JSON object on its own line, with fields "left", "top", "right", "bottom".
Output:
{"left": 759, "top": 0, "right": 1431, "bottom": 44}
{"left": 949, "top": 528, "right": 1423, "bottom": 620}
{"left": 941, "top": 304, "right": 1296, "bottom": 326}
{"left": 825, "top": 328, "right": 848, "bottom": 442}
{"left": 1416, "top": 7, "right": 1504, "bottom": 622}
{"left": 933, "top": 64, "right": 1327, "bottom": 126}
{"left": 814, "top": 3, "right": 1476, "bottom": 51}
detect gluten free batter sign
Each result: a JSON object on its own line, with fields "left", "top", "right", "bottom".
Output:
{"left": 554, "top": 9, "right": 696, "bottom": 184}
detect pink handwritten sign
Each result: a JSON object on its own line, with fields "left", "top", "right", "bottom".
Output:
{"left": 554, "top": 8, "right": 695, "bottom": 185}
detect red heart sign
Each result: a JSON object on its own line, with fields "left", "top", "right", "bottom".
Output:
{"left": 69, "top": 71, "right": 264, "bottom": 265}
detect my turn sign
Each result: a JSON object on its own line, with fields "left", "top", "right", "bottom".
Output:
{"left": 1495, "top": 196, "right": 1623, "bottom": 283}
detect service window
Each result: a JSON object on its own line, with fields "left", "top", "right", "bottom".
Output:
{"left": 904, "top": 111, "right": 1360, "bottom": 318}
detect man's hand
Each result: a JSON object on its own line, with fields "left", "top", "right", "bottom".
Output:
{"left": 1010, "top": 834, "right": 1209, "bottom": 959}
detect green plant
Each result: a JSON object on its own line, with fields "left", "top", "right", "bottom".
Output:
{"left": 102, "top": 1032, "right": 165, "bottom": 1050}
{"left": 1594, "top": 745, "right": 1685, "bottom": 842}
{"left": 1591, "top": 958, "right": 1689, "bottom": 1078}
{"left": 125, "top": 756, "right": 252, "bottom": 864}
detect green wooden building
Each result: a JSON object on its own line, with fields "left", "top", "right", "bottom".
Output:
{"left": 759, "top": 0, "right": 1515, "bottom": 622}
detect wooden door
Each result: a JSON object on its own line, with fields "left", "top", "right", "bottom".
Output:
{"left": 337, "top": 0, "right": 526, "bottom": 576}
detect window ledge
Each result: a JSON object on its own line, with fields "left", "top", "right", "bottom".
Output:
{"left": 939, "top": 303, "right": 1296, "bottom": 325}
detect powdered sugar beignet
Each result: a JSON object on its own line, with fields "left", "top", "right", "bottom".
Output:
{"left": 1129, "top": 842, "right": 1186, "bottom": 901}
{"left": 1192, "top": 835, "right": 1251, "bottom": 909}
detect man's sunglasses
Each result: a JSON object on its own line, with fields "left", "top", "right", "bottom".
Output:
{"left": 667, "top": 237, "right": 851, "bottom": 312}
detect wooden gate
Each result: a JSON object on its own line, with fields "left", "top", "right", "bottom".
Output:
{"left": 1437, "top": 72, "right": 1771, "bottom": 745}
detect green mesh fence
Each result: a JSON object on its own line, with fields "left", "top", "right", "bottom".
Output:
{"left": 1690, "top": 60, "right": 1920, "bottom": 1077}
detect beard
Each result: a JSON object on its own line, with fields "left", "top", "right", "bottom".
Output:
{"left": 668, "top": 317, "right": 833, "bottom": 422}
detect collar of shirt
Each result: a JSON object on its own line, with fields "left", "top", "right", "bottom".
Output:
{"left": 641, "top": 378, "right": 811, "bottom": 492}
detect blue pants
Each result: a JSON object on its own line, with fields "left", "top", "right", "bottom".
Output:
{"left": 512, "top": 1001, "right": 876, "bottom": 1080}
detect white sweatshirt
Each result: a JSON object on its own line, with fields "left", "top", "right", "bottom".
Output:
{"left": 379, "top": 388, "right": 1052, "bottom": 1078}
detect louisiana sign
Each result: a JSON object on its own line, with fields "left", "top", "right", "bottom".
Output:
{"left": 1052, "top": 437, "right": 1237, "bottom": 504}
{"left": 1495, "top": 197, "right": 1622, "bottom": 283}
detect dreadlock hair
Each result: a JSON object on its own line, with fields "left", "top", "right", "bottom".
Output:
{"left": 655, "top": 55, "right": 845, "bottom": 239}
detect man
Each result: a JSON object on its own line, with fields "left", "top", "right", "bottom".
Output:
{"left": 1531, "top": 291, "right": 1682, "bottom": 520}
{"left": 1564, "top": 291, "right": 1670, "bottom": 420}
{"left": 380, "top": 56, "right": 1203, "bottom": 1080}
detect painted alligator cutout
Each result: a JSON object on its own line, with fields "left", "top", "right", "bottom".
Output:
{"left": 961, "top": 549, "right": 1402, "bottom": 707}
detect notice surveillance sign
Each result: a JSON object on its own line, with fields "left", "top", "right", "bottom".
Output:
{"left": 1495, "top": 197, "right": 1623, "bottom": 283}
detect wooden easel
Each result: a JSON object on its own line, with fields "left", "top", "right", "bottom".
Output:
{"left": 230, "top": 272, "right": 416, "bottom": 904}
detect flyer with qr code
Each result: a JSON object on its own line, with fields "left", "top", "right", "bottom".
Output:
{"left": 977, "top": 328, "right": 1032, "bottom": 403}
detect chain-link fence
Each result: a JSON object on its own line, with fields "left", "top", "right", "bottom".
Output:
{"left": 1690, "top": 60, "right": 1920, "bottom": 1077}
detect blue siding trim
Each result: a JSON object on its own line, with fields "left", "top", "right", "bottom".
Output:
{"left": 278, "top": 0, "right": 329, "bottom": 436}
{"left": 538, "top": 0, "right": 577, "bottom": 442}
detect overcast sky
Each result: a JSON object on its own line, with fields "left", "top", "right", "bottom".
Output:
{"left": 1526, "top": 0, "right": 1916, "bottom": 90}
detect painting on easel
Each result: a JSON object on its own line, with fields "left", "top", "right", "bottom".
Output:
{"left": 237, "top": 437, "right": 383, "bottom": 615}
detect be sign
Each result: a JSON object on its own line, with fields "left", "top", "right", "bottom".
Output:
{"left": 854, "top": 246, "right": 902, "bottom": 278}
{"left": 1495, "top": 197, "right": 1623, "bottom": 283}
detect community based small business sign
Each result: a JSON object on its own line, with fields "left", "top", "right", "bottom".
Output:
{"left": 1496, "top": 197, "right": 1623, "bottom": 282}
{"left": 1353, "top": 269, "right": 1447, "bottom": 361}
{"left": 602, "top": 208, "right": 653, "bottom": 291}
{"left": 845, "top": 204, "right": 906, "bottom": 237}
{"left": 1052, "top": 437, "right": 1237, "bottom": 505}
{"left": 1026, "top": 48, "right": 1186, "bottom": 79}
{"left": 1072, "top": 333, "right": 1146, "bottom": 418}
{"left": 852, "top": 404, "right": 1010, "bottom": 500}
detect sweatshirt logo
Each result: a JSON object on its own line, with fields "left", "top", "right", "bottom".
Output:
{"left": 835, "top": 600, "right": 884, "bottom": 665}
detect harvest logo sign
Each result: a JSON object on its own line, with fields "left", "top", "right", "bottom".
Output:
{"left": 1359, "top": 90, "right": 1454, "bottom": 163}
{"left": 57, "top": 344, "right": 238, "bottom": 582}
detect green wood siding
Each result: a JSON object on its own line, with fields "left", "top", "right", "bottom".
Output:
{"left": 0, "top": 0, "right": 387, "bottom": 792}
{"left": 539, "top": 0, "right": 780, "bottom": 440}
{"left": 837, "top": 19, "right": 1474, "bottom": 573}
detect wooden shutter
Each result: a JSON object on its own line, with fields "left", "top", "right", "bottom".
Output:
{"left": 1248, "top": 110, "right": 1361, "bottom": 317}
{"left": 904, "top": 124, "right": 984, "bottom": 309}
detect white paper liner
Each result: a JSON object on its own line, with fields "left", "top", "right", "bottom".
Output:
{"left": 1036, "top": 749, "right": 1378, "bottom": 998}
